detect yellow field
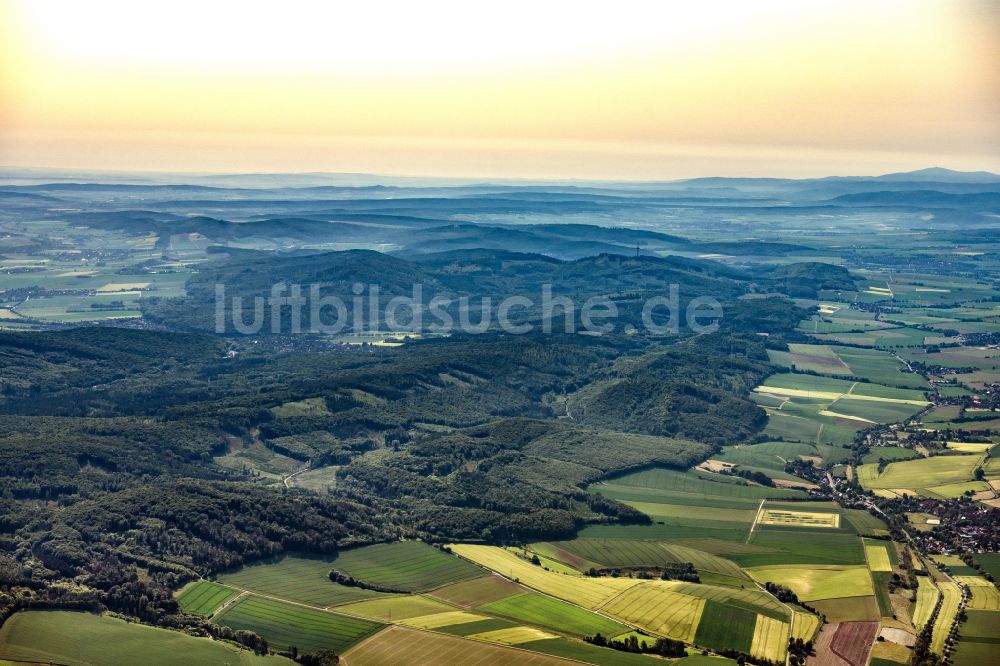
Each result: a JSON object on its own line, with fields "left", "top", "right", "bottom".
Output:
{"left": 754, "top": 386, "right": 928, "bottom": 406}
{"left": 468, "top": 627, "right": 558, "bottom": 645}
{"left": 599, "top": 583, "right": 704, "bottom": 643}
{"left": 97, "top": 282, "right": 150, "bottom": 292}
{"left": 758, "top": 508, "right": 840, "bottom": 529}
{"left": 450, "top": 544, "right": 640, "bottom": 608}
{"left": 402, "top": 611, "right": 488, "bottom": 629}
{"left": 955, "top": 576, "right": 1000, "bottom": 611}
{"left": 453, "top": 545, "right": 714, "bottom": 643}
{"left": 931, "top": 582, "right": 961, "bottom": 654}
{"left": 790, "top": 611, "right": 821, "bottom": 642}
{"left": 746, "top": 565, "right": 873, "bottom": 602}
{"left": 750, "top": 615, "right": 789, "bottom": 663}
{"left": 0, "top": 308, "right": 23, "bottom": 320}
{"left": 819, "top": 410, "right": 876, "bottom": 424}
{"left": 946, "top": 442, "right": 994, "bottom": 453}
{"left": 912, "top": 578, "right": 940, "bottom": 629}
{"left": 865, "top": 543, "right": 892, "bottom": 572}
{"left": 342, "top": 625, "right": 572, "bottom": 666}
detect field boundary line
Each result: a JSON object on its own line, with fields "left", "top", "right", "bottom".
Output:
{"left": 210, "top": 589, "right": 248, "bottom": 619}
{"left": 747, "top": 499, "right": 766, "bottom": 543}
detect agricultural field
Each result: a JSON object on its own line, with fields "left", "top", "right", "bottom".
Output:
{"left": 757, "top": 372, "right": 929, "bottom": 405}
{"left": 710, "top": 440, "right": 822, "bottom": 485}
{"left": 749, "top": 615, "right": 789, "bottom": 663}
{"left": 403, "top": 610, "right": 490, "bottom": 629}
{"left": 582, "top": 466, "right": 806, "bottom": 542}
{"left": 746, "top": 564, "right": 873, "bottom": 602}
{"left": 537, "top": 538, "right": 750, "bottom": 586}
{"left": 334, "top": 595, "right": 455, "bottom": 621}
{"left": 467, "top": 626, "right": 559, "bottom": 645}
{"left": 450, "top": 544, "right": 641, "bottom": 609}
{"left": 218, "top": 553, "right": 394, "bottom": 607}
{"left": 857, "top": 454, "right": 987, "bottom": 498}
{"left": 175, "top": 580, "right": 239, "bottom": 616}
{"left": 930, "top": 555, "right": 980, "bottom": 577}
{"left": 427, "top": 574, "right": 523, "bottom": 608}
{"left": 598, "top": 584, "right": 705, "bottom": 643}
{"left": 450, "top": 543, "right": 790, "bottom": 660}
{"left": 213, "top": 595, "right": 384, "bottom": 653}
{"left": 843, "top": 510, "right": 891, "bottom": 536}
{"left": 692, "top": 601, "right": 755, "bottom": 654}
{"left": 332, "top": 541, "right": 484, "bottom": 592}
{"left": 864, "top": 541, "right": 893, "bottom": 572}
{"left": 912, "top": 577, "right": 941, "bottom": 629}
{"left": 930, "top": 582, "right": 962, "bottom": 654}
{"left": 829, "top": 621, "right": 879, "bottom": 666}
{"left": 0, "top": 610, "right": 291, "bottom": 665}
{"left": 953, "top": 610, "right": 1000, "bottom": 666}
{"left": 974, "top": 553, "right": 1000, "bottom": 580}
{"left": 341, "top": 625, "right": 577, "bottom": 666}
{"left": 518, "top": 638, "right": 690, "bottom": 666}
{"left": 955, "top": 576, "right": 1000, "bottom": 611}
{"left": 753, "top": 371, "right": 928, "bottom": 449}
{"left": 769, "top": 343, "right": 929, "bottom": 389}
{"left": 756, "top": 507, "right": 840, "bottom": 529}
{"left": 741, "top": 526, "right": 866, "bottom": 567}
{"left": 477, "top": 592, "right": 631, "bottom": 638}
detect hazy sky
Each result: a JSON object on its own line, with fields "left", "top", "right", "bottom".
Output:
{"left": 1, "top": 0, "right": 998, "bottom": 179}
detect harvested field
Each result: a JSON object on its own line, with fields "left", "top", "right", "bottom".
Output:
{"left": 830, "top": 621, "right": 879, "bottom": 666}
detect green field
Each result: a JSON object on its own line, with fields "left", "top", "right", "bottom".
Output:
{"left": 520, "top": 637, "right": 685, "bottom": 665}
{"left": 214, "top": 595, "right": 384, "bottom": 653}
{"left": 218, "top": 553, "right": 394, "bottom": 607}
{"left": 428, "top": 574, "right": 523, "bottom": 608}
{"left": 479, "top": 592, "right": 630, "bottom": 637}
{"left": 857, "top": 454, "right": 985, "bottom": 497}
{"left": 542, "top": 538, "right": 750, "bottom": 584}
{"left": 334, "top": 594, "right": 455, "bottom": 621}
{"left": 332, "top": 541, "right": 484, "bottom": 592}
{"left": 843, "top": 509, "right": 890, "bottom": 536}
{"left": 738, "top": 529, "right": 866, "bottom": 566}
{"left": 0, "top": 610, "right": 291, "bottom": 665}
{"left": 973, "top": 553, "right": 1000, "bottom": 580}
{"left": 759, "top": 373, "right": 929, "bottom": 403}
{"left": 772, "top": 344, "right": 929, "bottom": 389}
{"left": 862, "top": 447, "right": 919, "bottom": 464}
{"left": 953, "top": 610, "right": 1000, "bottom": 666}
{"left": 692, "top": 601, "right": 756, "bottom": 653}
{"left": 583, "top": 467, "right": 806, "bottom": 542}
{"left": 175, "top": 580, "right": 239, "bottom": 616}
{"left": 756, "top": 370, "right": 928, "bottom": 447}
{"left": 746, "top": 564, "right": 873, "bottom": 601}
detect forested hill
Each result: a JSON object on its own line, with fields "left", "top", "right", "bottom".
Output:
{"left": 0, "top": 318, "right": 793, "bottom": 627}
{"left": 143, "top": 246, "right": 807, "bottom": 333}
